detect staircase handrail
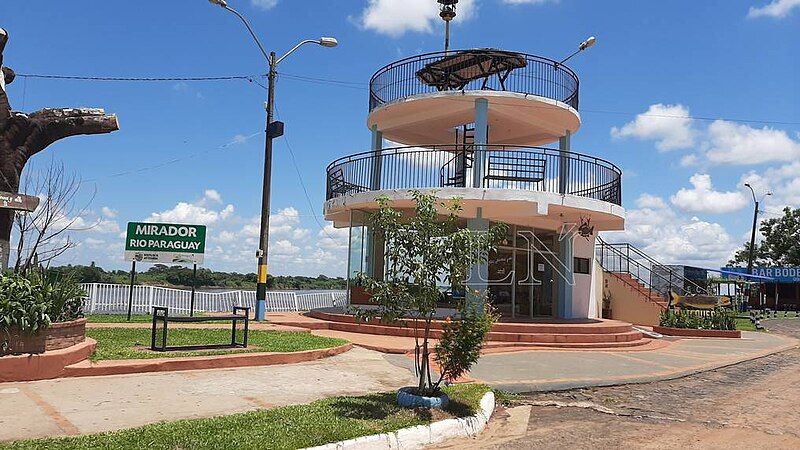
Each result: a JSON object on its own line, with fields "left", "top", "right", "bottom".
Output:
{"left": 596, "top": 237, "right": 708, "bottom": 298}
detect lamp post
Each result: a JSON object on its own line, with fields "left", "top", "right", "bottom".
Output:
{"left": 744, "top": 183, "right": 772, "bottom": 275}
{"left": 559, "top": 36, "right": 597, "bottom": 65}
{"left": 209, "top": 0, "right": 338, "bottom": 321}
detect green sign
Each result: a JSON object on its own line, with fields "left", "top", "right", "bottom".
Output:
{"left": 124, "top": 222, "right": 206, "bottom": 264}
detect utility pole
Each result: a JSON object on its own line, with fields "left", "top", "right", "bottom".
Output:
{"left": 744, "top": 183, "right": 772, "bottom": 275}
{"left": 209, "top": 0, "right": 338, "bottom": 320}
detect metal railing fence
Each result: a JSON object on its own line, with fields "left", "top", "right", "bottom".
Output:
{"left": 80, "top": 283, "right": 346, "bottom": 316}
{"left": 326, "top": 145, "right": 622, "bottom": 206}
{"left": 369, "top": 49, "right": 580, "bottom": 112}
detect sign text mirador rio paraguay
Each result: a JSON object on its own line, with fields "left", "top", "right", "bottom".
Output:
{"left": 124, "top": 222, "right": 206, "bottom": 264}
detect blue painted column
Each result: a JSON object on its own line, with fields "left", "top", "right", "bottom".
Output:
{"left": 365, "top": 125, "right": 383, "bottom": 279}
{"left": 472, "top": 98, "right": 489, "bottom": 188}
{"left": 557, "top": 232, "right": 575, "bottom": 318}
{"left": 467, "top": 208, "right": 489, "bottom": 308}
{"left": 370, "top": 125, "right": 383, "bottom": 191}
{"left": 558, "top": 131, "right": 571, "bottom": 195}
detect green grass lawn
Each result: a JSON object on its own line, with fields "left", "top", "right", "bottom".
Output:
{"left": 86, "top": 328, "right": 347, "bottom": 361}
{"left": 0, "top": 384, "right": 491, "bottom": 450}
{"left": 86, "top": 314, "right": 153, "bottom": 323}
{"left": 735, "top": 317, "right": 759, "bottom": 332}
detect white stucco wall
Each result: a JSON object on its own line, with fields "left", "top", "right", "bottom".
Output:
{"left": 570, "top": 234, "right": 597, "bottom": 319}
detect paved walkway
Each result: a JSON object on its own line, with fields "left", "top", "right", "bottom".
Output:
{"left": 0, "top": 347, "right": 416, "bottom": 441}
{"left": 2, "top": 323, "right": 796, "bottom": 442}
{"left": 468, "top": 331, "right": 797, "bottom": 392}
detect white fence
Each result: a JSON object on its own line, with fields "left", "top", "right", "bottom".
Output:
{"left": 80, "top": 283, "right": 347, "bottom": 315}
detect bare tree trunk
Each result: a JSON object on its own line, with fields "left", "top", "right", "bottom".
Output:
{"left": 0, "top": 27, "right": 119, "bottom": 269}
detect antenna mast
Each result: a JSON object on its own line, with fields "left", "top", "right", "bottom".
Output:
{"left": 438, "top": 0, "right": 458, "bottom": 53}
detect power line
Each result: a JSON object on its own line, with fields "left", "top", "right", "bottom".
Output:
{"left": 17, "top": 70, "right": 799, "bottom": 125}
{"left": 274, "top": 105, "right": 339, "bottom": 242}
{"left": 80, "top": 132, "right": 261, "bottom": 184}
{"left": 16, "top": 73, "right": 264, "bottom": 82}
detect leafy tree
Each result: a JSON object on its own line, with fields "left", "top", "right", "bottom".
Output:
{"left": 356, "top": 191, "right": 506, "bottom": 396}
{"left": 730, "top": 207, "right": 800, "bottom": 267}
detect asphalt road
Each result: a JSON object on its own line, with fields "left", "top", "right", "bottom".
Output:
{"left": 437, "top": 318, "right": 800, "bottom": 449}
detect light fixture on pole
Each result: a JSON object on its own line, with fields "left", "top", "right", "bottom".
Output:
{"left": 209, "top": 0, "right": 338, "bottom": 321}
{"left": 743, "top": 183, "right": 772, "bottom": 276}
{"left": 558, "top": 36, "right": 597, "bottom": 65}
{"left": 438, "top": 0, "right": 458, "bottom": 53}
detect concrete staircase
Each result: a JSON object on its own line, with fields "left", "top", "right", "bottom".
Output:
{"left": 268, "top": 310, "right": 654, "bottom": 350}
{"left": 607, "top": 272, "right": 669, "bottom": 310}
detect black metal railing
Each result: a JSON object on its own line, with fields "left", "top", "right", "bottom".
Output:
{"left": 325, "top": 145, "right": 621, "bottom": 205}
{"left": 368, "top": 49, "right": 580, "bottom": 112}
{"left": 595, "top": 237, "right": 708, "bottom": 301}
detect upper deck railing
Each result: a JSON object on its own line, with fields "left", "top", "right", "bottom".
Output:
{"left": 368, "top": 49, "right": 580, "bottom": 112}
{"left": 325, "top": 145, "right": 621, "bottom": 206}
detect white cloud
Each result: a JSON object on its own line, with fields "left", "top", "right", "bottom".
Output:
{"left": 146, "top": 201, "right": 234, "bottom": 226}
{"left": 635, "top": 193, "right": 667, "bottom": 210}
{"left": 358, "top": 0, "right": 476, "bottom": 37}
{"left": 101, "top": 206, "right": 118, "bottom": 218}
{"left": 604, "top": 193, "right": 738, "bottom": 267}
{"left": 739, "top": 161, "right": 800, "bottom": 209}
{"left": 204, "top": 189, "right": 222, "bottom": 204}
{"left": 251, "top": 0, "right": 278, "bottom": 11}
{"left": 680, "top": 154, "right": 699, "bottom": 167}
{"left": 704, "top": 120, "right": 800, "bottom": 165}
{"left": 748, "top": 0, "right": 800, "bottom": 18}
{"left": 610, "top": 103, "right": 695, "bottom": 151}
{"left": 670, "top": 173, "right": 748, "bottom": 214}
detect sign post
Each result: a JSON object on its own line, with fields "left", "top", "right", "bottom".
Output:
{"left": 0, "top": 191, "right": 40, "bottom": 212}
{"left": 124, "top": 222, "right": 207, "bottom": 319}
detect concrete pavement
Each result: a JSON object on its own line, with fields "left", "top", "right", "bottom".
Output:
{"left": 0, "top": 347, "right": 416, "bottom": 442}
{"left": 468, "top": 331, "right": 798, "bottom": 392}
{"left": 1, "top": 326, "right": 796, "bottom": 442}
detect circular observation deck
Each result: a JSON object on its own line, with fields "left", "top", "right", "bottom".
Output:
{"left": 323, "top": 145, "right": 624, "bottom": 231}
{"left": 367, "top": 49, "right": 581, "bottom": 147}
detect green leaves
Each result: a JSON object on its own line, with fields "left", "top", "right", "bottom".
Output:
{"left": 659, "top": 308, "right": 737, "bottom": 331}
{"left": 356, "top": 191, "right": 507, "bottom": 393}
{"left": 1, "top": 270, "right": 87, "bottom": 351}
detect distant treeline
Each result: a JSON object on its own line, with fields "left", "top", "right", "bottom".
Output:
{"left": 48, "top": 263, "right": 346, "bottom": 290}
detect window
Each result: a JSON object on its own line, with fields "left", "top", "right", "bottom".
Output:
{"left": 574, "top": 257, "right": 591, "bottom": 274}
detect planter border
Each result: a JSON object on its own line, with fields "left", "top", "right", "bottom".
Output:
{"left": 304, "top": 390, "right": 495, "bottom": 450}
{"left": 653, "top": 325, "right": 741, "bottom": 338}
{"left": 0, "top": 338, "right": 97, "bottom": 382}
{"left": 62, "top": 343, "right": 353, "bottom": 378}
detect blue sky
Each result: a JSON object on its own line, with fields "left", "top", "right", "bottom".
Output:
{"left": 1, "top": 0, "right": 798, "bottom": 275}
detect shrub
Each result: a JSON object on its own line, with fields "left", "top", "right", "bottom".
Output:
{"left": 435, "top": 302, "right": 497, "bottom": 383}
{"left": 659, "top": 308, "right": 737, "bottom": 331}
{"left": 0, "top": 270, "right": 86, "bottom": 352}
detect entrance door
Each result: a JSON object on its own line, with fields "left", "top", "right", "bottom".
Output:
{"left": 487, "top": 248, "right": 514, "bottom": 317}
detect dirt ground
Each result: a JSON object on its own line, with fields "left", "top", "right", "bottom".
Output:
{"left": 437, "top": 319, "right": 800, "bottom": 450}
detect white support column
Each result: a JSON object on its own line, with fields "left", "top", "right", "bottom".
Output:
{"left": 558, "top": 130, "right": 571, "bottom": 195}
{"left": 472, "top": 98, "right": 489, "bottom": 188}
{"left": 467, "top": 208, "right": 490, "bottom": 308}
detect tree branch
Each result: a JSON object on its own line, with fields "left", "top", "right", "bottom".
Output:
{"left": 24, "top": 108, "right": 119, "bottom": 158}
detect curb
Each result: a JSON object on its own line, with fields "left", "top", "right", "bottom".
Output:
{"left": 61, "top": 343, "right": 353, "bottom": 378}
{"left": 304, "top": 391, "right": 495, "bottom": 450}
{"left": 490, "top": 332, "right": 799, "bottom": 393}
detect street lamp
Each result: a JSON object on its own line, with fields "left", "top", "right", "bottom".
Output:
{"left": 559, "top": 36, "right": 597, "bottom": 65}
{"left": 209, "top": 0, "right": 338, "bottom": 321}
{"left": 743, "top": 183, "right": 772, "bottom": 275}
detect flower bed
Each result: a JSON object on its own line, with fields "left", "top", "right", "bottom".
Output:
{"left": 2, "top": 318, "right": 86, "bottom": 355}
{"left": 653, "top": 325, "right": 741, "bottom": 338}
